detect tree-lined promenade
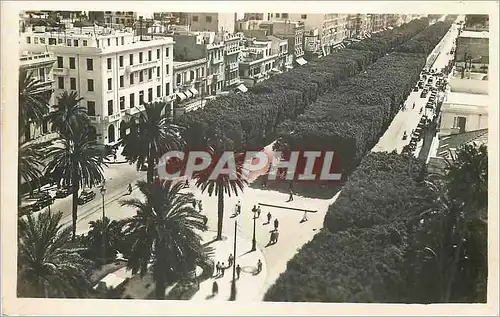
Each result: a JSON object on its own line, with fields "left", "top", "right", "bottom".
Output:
{"left": 17, "top": 14, "right": 486, "bottom": 303}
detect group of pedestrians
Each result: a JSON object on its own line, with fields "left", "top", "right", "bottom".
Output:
{"left": 211, "top": 254, "right": 264, "bottom": 296}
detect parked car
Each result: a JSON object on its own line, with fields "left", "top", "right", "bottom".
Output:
{"left": 78, "top": 189, "right": 96, "bottom": 205}
{"left": 413, "top": 86, "right": 419, "bottom": 92}
{"left": 29, "top": 192, "right": 55, "bottom": 211}
{"left": 55, "top": 187, "right": 72, "bottom": 198}
{"left": 417, "top": 81, "right": 424, "bottom": 89}
{"left": 420, "top": 90, "right": 428, "bottom": 98}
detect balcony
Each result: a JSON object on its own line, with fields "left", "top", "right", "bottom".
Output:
{"left": 124, "top": 105, "right": 146, "bottom": 116}
{"left": 225, "top": 48, "right": 241, "bottom": 56}
{"left": 227, "top": 77, "right": 240, "bottom": 86}
{"left": 211, "top": 57, "right": 224, "bottom": 65}
{"left": 126, "top": 60, "right": 160, "bottom": 73}
{"left": 89, "top": 115, "right": 101, "bottom": 124}
{"left": 53, "top": 67, "right": 69, "bottom": 76}
{"left": 226, "top": 62, "right": 239, "bottom": 71}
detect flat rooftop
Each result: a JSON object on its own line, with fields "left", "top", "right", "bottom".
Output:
{"left": 459, "top": 30, "right": 489, "bottom": 39}
{"left": 173, "top": 58, "right": 207, "bottom": 69}
{"left": 444, "top": 91, "right": 489, "bottom": 107}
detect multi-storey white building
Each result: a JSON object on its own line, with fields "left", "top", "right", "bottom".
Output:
{"left": 19, "top": 52, "right": 57, "bottom": 143}
{"left": 223, "top": 33, "right": 242, "bottom": 89}
{"left": 20, "top": 27, "right": 175, "bottom": 145}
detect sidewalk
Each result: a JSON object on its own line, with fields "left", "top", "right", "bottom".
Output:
{"left": 191, "top": 230, "right": 267, "bottom": 302}
{"left": 105, "top": 145, "right": 128, "bottom": 165}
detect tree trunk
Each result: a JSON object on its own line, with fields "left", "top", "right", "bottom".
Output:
{"left": 71, "top": 166, "right": 79, "bottom": 240}
{"left": 154, "top": 249, "right": 167, "bottom": 300}
{"left": 216, "top": 185, "right": 224, "bottom": 240}
{"left": 147, "top": 146, "right": 154, "bottom": 183}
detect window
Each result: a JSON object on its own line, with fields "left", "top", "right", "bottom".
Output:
{"left": 166, "top": 64, "right": 169, "bottom": 74}
{"left": 39, "top": 68, "right": 45, "bottom": 81}
{"left": 139, "top": 71, "right": 144, "bottom": 82}
{"left": 129, "top": 93, "right": 135, "bottom": 107}
{"left": 139, "top": 52, "right": 143, "bottom": 63}
{"left": 201, "top": 68, "right": 205, "bottom": 76}
{"left": 148, "top": 88, "right": 153, "bottom": 102}
{"left": 26, "top": 37, "right": 31, "bottom": 44}
{"left": 107, "top": 78, "right": 112, "bottom": 90}
{"left": 107, "top": 38, "right": 111, "bottom": 46}
{"left": 70, "top": 77, "right": 76, "bottom": 90}
{"left": 139, "top": 90, "right": 144, "bottom": 104}
{"left": 121, "top": 37, "right": 124, "bottom": 45}
{"left": 157, "top": 85, "right": 161, "bottom": 97}
{"left": 190, "top": 70, "right": 194, "bottom": 81}
{"left": 34, "top": 37, "right": 39, "bottom": 44}
{"left": 192, "top": 15, "right": 198, "bottom": 22}
{"left": 165, "top": 48, "right": 169, "bottom": 57}
{"left": 58, "top": 77, "right": 64, "bottom": 89}
{"left": 119, "top": 56, "right": 123, "bottom": 67}
{"left": 206, "top": 16, "right": 212, "bottom": 23}
{"left": 176, "top": 74, "right": 181, "bottom": 85}
{"left": 129, "top": 54, "right": 134, "bottom": 65}
{"left": 40, "top": 38, "right": 46, "bottom": 44}
{"left": 120, "top": 75, "right": 124, "bottom": 88}
{"left": 108, "top": 100, "right": 114, "bottom": 115}
{"left": 58, "top": 38, "right": 63, "bottom": 44}
{"left": 96, "top": 39, "right": 99, "bottom": 47}
{"left": 107, "top": 58, "right": 112, "bottom": 70}
{"left": 73, "top": 39, "right": 79, "bottom": 47}
{"left": 83, "top": 40, "right": 88, "bottom": 46}
{"left": 87, "top": 79, "right": 94, "bottom": 91}
{"left": 87, "top": 101, "right": 96, "bottom": 116}
{"left": 148, "top": 69, "right": 152, "bottom": 80}
{"left": 282, "top": 13, "right": 289, "bottom": 18}
{"left": 69, "top": 57, "right": 76, "bottom": 69}
{"left": 67, "top": 39, "right": 71, "bottom": 46}
{"left": 116, "top": 38, "right": 119, "bottom": 46}
{"left": 86, "top": 58, "right": 93, "bottom": 70}
{"left": 57, "top": 56, "right": 63, "bottom": 68}
{"left": 130, "top": 73, "right": 134, "bottom": 85}
{"left": 157, "top": 49, "right": 160, "bottom": 59}
{"left": 157, "top": 66, "right": 161, "bottom": 77}
{"left": 276, "top": 13, "right": 280, "bottom": 18}
{"left": 165, "top": 83, "right": 170, "bottom": 95}
{"left": 148, "top": 50, "right": 152, "bottom": 61}
{"left": 120, "top": 96, "right": 125, "bottom": 110}
{"left": 301, "top": 14, "right": 307, "bottom": 19}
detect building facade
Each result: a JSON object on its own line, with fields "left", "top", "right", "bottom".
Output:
{"left": 172, "top": 58, "right": 207, "bottom": 116}
{"left": 19, "top": 52, "right": 57, "bottom": 143}
{"left": 21, "top": 27, "right": 175, "bottom": 145}
{"left": 223, "top": 33, "right": 242, "bottom": 89}
{"left": 184, "top": 12, "right": 237, "bottom": 33}
{"left": 238, "top": 38, "right": 279, "bottom": 87}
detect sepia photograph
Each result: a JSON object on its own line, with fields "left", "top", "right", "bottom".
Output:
{"left": 1, "top": 1, "right": 498, "bottom": 315}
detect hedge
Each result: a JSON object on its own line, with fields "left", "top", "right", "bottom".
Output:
{"left": 276, "top": 53, "right": 425, "bottom": 174}
{"left": 264, "top": 152, "right": 427, "bottom": 302}
{"left": 179, "top": 18, "right": 431, "bottom": 150}
{"left": 396, "top": 20, "right": 454, "bottom": 54}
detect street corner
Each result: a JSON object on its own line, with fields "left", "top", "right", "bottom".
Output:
{"left": 192, "top": 231, "right": 268, "bottom": 302}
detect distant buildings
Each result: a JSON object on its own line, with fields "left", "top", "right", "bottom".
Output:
{"left": 183, "top": 12, "right": 237, "bottom": 33}
{"left": 21, "top": 26, "right": 175, "bottom": 145}
{"left": 19, "top": 52, "right": 57, "bottom": 143}
{"left": 454, "top": 30, "right": 489, "bottom": 73}
{"left": 88, "top": 11, "right": 137, "bottom": 27}
{"left": 172, "top": 58, "right": 207, "bottom": 116}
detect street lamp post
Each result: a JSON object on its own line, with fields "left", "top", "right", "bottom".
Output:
{"left": 251, "top": 206, "right": 257, "bottom": 251}
{"left": 100, "top": 185, "right": 107, "bottom": 262}
{"left": 229, "top": 220, "right": 237, "bottom": 301}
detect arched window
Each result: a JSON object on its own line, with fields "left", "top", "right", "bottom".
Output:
{"left": 108, "top": 125, "right": 116, "bottom": 143}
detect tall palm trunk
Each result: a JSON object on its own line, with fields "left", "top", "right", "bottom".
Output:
{"left": 147, "top": 146, "right": 154, "bottom": 183}
{"left": 154, "top": 248, "right": 167, "bottom": 299}
{"left": 71, "top": 165, "right": 79, "bottom": 240}
{"left": 216, "top": 185, "right": 224, "bottom": 240}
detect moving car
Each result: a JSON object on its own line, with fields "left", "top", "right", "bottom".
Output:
{"left": 78, "top": 189, "right": 96, "bottom": 205}
{"left": 55, "top": 186, "right": 72, "bottom": 198}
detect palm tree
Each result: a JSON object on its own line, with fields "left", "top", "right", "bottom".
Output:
{"left": 120, "top": 102, "right": 185, "bottom": 183}
{"left": 18, "top": 69, "right": 51, "bottom": 141}
{"left": 83, "top": 217, "right": 126, "bottom": 263}
{"left": 49, "top": 91, "right": 90, "bottom": 139}
{"left": 45, "top": 127, "right": 105, "bottom": 239}
{"left": 119, "top": 180, "right": 209, "bottom": 299}
{"left": 17, "top": 210, "right": 93, "bottom": 298}
{"left": 18, "top": 141, "right": 45, "bottom": 200}
{"left": 192, "top": 135, "right": 247, "bottom": 241}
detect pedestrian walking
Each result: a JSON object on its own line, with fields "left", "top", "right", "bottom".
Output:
{"left": 203, "top": 215, "right": 208, "bottom": 226}
{"left": 269, "top": 231, "right": 275, "bottom": 245}
{"left": 287, "top": 188, "right": 294, "bottom": 202}
{"left": 113, "top": 152, "right": 117, "bottom": 162}
{"left": 236, "top": 265, "right": 241, "bottom": 279}
{"left": 128, "top": 183, "right": 132, "bottom": 195}
{"left": 228, "top": 254, "right": 234, "bottom": 267}
{"left": 198, "top": 200, "right": 203, "bottom": 212}
{"left": 184, "top": 179, "right": 189, "bottom": 188}
{"left": 252, "top": 205, "right": 258, "bottom": 218}
{"left": 412, "top": 102, "right": 415, "bottom": 109}
{"left": 257, "top": 205, "right": 262, "bottom": 218}
{"left": 212, "top": 281, "right": 219, "bottom": 295}
{"left": 236, "top": 200, "right": 241, "bottom": 215}
{"left": 257, "top": 259, "right": 262, "bottom": 273}
{"left": 220, "top": 263, "right": 225, "bottom": 277}
{"left": 216, "top": 262, "right": 221, "bottom": 275}
{"left": 192, "top": 199, "right": 197, "bottom": 209}
{"left": 267, "top": 212, "right": 272, "bottom": 224}
{"left": 274, "top": 230, "right": 279, "bottom": 243}
{"left": 274, "top": 218, "right": 279, "bottom": 231}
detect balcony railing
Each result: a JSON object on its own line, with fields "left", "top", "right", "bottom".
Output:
{"left": 53, "top": 67, "right": 69, "bottom": 75}
{"left": 226, "top": 62, "right": 239, "bottom": 71}
{"left": 126, "top": 60, "right": 160, "bottom": 73}
{"left": 211, "top": 57, "right": 224, "bottom": 65}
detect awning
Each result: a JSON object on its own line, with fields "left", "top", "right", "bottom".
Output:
{"left": 236, "top": 84, "right": 248, "bottom": 93}
{"left": 184, "top": 90, "right": 193, "bottom": 98}
{"left": 176, "top": 92, "right": 187, "bottom": 101}
{"left": 295, "top": 57, "right": 307, "bottom": 66}
{"left": 189, "top": 88, "right": 199, "bottom": 96}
